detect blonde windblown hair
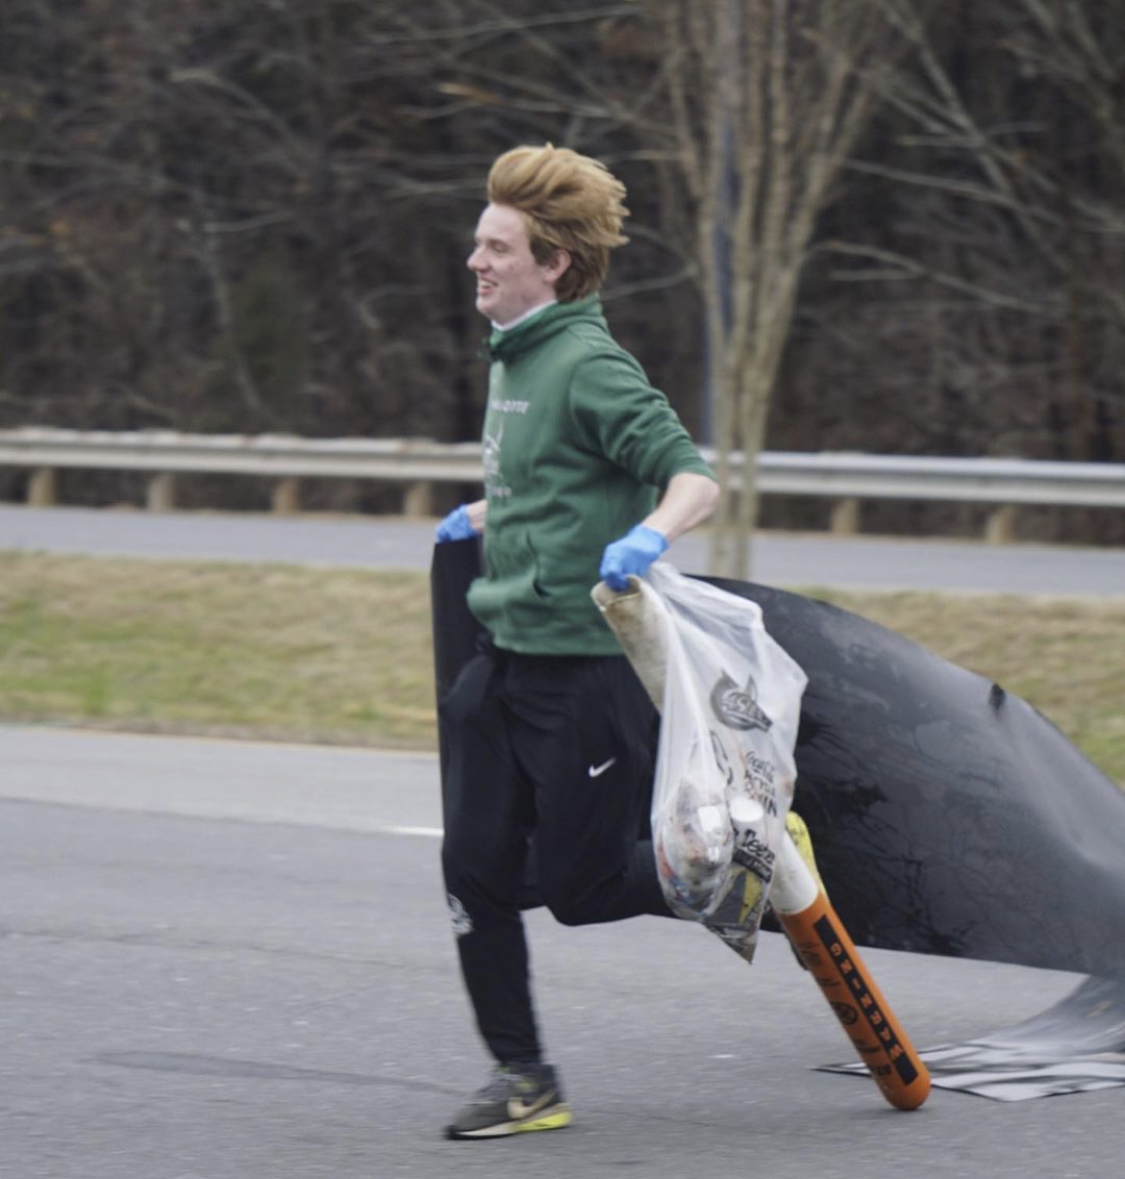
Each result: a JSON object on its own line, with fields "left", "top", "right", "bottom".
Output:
{"left": 487, "top": 144, "right": 629, "bottom": 301}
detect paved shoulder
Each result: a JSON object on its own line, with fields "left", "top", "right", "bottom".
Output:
{"left": 2, "top": 505, "right": 1123, "bottom": 595}
{"left": 0, "top": 724, "right": 441, "bottom": 835}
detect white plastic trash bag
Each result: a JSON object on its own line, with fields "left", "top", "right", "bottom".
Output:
{"left": 593, "top": 563, "right": 808, "bottom": 959}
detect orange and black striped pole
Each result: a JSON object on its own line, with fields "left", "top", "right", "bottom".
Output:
{"left": 772, "top": 825, "right": 931, "bottom": 1110}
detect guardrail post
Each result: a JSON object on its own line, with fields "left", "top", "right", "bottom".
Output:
{"left": 28, "top": 467, "right": 57, "bottom": 507}
{"left": 272, "top": 477, "right": 300, "bottom": 515}
{"left": 831, "top": 497, "right": 860, "bottom": 536}
{"left": 985, "top": 504, "right": 1016, "bottom": 545}
{"left": 403, "top": 480, "right": 434, "bottom": 518}
{"left": 146, "top": 473, "right": 176, "bottom": 512}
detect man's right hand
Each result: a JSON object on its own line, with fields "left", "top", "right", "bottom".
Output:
{"left": 435, "top": 504, "right": 481, "bottom": 543}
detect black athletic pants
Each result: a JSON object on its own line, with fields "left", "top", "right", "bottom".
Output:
{"left": 439, "top": 642, "right": 673, "bottom": 1064}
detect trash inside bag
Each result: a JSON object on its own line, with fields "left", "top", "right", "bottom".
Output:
{"left": 593, "top": 563, "right": 807, "bottom": 960}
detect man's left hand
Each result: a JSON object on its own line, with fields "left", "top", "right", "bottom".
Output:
{"left": 599, "top": 524, "right": 668, "bottom": 591}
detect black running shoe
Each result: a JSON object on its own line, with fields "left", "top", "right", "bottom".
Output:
{"left": 444, "top": 1062, "right": 572, "bottom": 1140}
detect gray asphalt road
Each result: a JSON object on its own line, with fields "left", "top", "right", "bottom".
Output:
{"left": 2, "top": 503, "right": 1123, "bottom": 595}
{"left": 3, "top": 725, "right": 1123, "bottom": 1179}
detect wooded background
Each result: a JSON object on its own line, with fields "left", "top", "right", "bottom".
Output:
{"left": 2, "top": 1, "right": 1122, "bottom": 553}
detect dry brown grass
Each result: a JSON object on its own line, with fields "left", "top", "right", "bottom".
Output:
{"left": 1, "top": 552, "right": 1121, "bottom": 784}
{"left": 0, "top": 552, "right": 434, "bottom": 747}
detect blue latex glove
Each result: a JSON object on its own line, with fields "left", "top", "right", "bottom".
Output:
{"left": 435, "top": 504, "right": 478, "bottom": 543}
{"left": 599, "top": 524, "right": 668, "bottom": 591}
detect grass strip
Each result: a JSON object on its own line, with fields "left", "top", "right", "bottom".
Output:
{"left": 1, "top": 552, "right": 1121, "bottom": 785}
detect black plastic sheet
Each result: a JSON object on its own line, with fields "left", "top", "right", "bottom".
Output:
{"left": 432, "top": 541, "right": 1125, "bottom": 979}
{"left": 707, "top": 576, "right": 1125, "bottom": 982}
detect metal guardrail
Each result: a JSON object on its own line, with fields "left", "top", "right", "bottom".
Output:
{"left": 1, "top": 427, "right": 1123, "bottom": 541}
{"left": 751, "top": 451, "right": 1125, "bottom": 509}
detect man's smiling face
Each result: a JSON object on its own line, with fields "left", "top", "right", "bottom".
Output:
{"left": 467, "top": 203, "right": 568, "bottom": 326}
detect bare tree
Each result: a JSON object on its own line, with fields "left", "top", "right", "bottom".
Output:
{"left": 3, "top": 0, "right": 1119, "bottom": 541}
{"left": 821, "top": 0, "right": 1124, "bottom": 466}
{"left": 651, "top": 0, "right": 902, "bottom": 577}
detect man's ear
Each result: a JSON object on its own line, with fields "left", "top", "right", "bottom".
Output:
{"left": 544, "top": 249, "right": 571, "bottom": 285}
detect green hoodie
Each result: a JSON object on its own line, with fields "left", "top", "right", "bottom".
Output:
{"left": 467, "top": 296, "right": 714, "bottom": 655}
